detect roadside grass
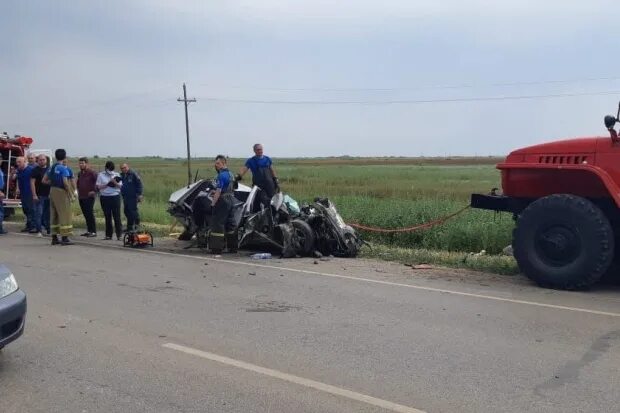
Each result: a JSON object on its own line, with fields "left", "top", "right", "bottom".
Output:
{"left": 6, "top": 156, "right": 518, "bottom": 276}
{"left": 360, "top": 243, "right": 519, "bottom": 275}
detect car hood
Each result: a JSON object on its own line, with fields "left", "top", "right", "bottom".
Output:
{"left": 0, "top": 264, "right": 13, "bottom": 280}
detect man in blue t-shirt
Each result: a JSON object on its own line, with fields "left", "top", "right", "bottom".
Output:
{"left": 236, "top": 143, "right": 279, "bottom": 208}
{"left": 15, "top": 156, "right": 35, "bottom": 232}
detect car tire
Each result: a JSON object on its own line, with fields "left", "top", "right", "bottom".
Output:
{"left": 291, "top": 219, "right": 315, "bottom": 256}
{"left": 513, "top": 194, "right": 614, "bottom": 290}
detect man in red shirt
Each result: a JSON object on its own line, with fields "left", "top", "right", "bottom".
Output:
{"left": 76, "top": 157, "right": 98, "bottom": 237}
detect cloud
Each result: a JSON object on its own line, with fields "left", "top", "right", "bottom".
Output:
{"left": 136, "top": 0, "right": 617, "bottom": 34}
{"left": 140, "top": 0, "right": 609, "bottom": 20}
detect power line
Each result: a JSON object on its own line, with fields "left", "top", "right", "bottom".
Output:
{"left": 32, "top": 84, "right": 177, "bottom": 119}
{"left": 5, "top": 85, "right": 619, "bottom": 130}
{"left": 197, "top": 90, "right": 620, "bottom": 105}
{"left": 196, "top": 76, "right": 620, "bottom": 93}
{"left": 1, "top": 99, "right": 175, "bottom": 129}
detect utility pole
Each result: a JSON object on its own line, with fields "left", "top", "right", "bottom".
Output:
{"left": 177, "top": 83, "right": 196, "bottom": 187}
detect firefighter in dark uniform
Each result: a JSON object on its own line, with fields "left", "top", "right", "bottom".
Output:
{"left": 209, "top": 155, "right": 238, "bottom": 254}
{"left": 236, "top": 143, "right": 279, "bottom": 209}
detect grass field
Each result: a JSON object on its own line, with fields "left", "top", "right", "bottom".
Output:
{"left": 10, "top": 156, "right": 519, "bottom": 274}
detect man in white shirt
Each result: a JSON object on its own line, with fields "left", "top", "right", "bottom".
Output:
{"left": 96, "top": 161, "right": 123, "bottom": 240}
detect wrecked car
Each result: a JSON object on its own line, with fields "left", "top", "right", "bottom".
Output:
{"left": 167, "top": 180, "right": 363, "bottom": 257}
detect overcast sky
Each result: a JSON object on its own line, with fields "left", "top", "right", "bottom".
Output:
{"left": 3, "top": 0, "right": 620, "bottom": 158}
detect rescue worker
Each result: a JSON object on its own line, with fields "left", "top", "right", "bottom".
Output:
{"left": 208, "top": 155, "right": 238, "bottom": 254}
{"left": 120, "top": 163, "right": 144, "bottom": 231}
{"left": 236, "top": 143, "right": 279, "bottom": 209}
{"left": 43, "top": 149, "right": 75, "bottom": 245}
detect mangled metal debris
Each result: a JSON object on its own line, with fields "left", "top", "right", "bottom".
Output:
{"left": 168, "top": 180, "right": 364, "bottom": 257}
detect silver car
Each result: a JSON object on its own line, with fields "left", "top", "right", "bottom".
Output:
{"left": 0, "top": 265, "right": 26, "bottom": 350}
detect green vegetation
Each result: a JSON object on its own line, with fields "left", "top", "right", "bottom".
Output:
{"left": 109, "top": 157, "right": 514, "bottom": 253}
{"left": 11, "top": 156, "right": 518, "bottom": 274}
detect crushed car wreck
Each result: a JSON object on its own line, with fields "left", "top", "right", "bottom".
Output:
{"left": 168, "top": 180, "right": 363, "bottom": 257}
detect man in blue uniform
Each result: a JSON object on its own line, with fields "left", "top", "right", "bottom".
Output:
{"left": 120, "top": 163, "right": 144, "bottom": 231}
{"left": 15, "top": 156, "right": 35, "bottom": 232}
{"left": 236, "top": 143, "right": 279, "bottom": 209}
{"left": 43, "top": 149, "right": 75, "bottom": 245}
{"left": 209, "top": 155, "right": 238, "bottom": 254}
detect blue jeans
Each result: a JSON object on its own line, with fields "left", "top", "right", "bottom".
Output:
{"left": 34, "top": 196, "right": 50, "bottom": 233}
{"left": 21, "top": 196, "right": 35, "bottom": 230}
{"left": 0, "top": 202, "right": 4, "bottom": 231}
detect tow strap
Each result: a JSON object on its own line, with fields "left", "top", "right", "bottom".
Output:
{"left": 347, "top": 205, "right": 471, "bottom": 233}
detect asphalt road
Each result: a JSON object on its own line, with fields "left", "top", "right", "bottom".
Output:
{"left": 1, "top": 232, "right": 620, "bottom": 413}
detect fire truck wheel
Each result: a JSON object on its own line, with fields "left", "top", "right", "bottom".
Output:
{"left": 513, "top": 194, "right": 614, "bottom": 290}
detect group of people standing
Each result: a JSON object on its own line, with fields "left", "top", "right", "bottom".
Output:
{"left": 78, "top": 158, "right": 143, "bottom": 241}
{"left": 0, "top": 153, "right": 51, "bottom": 236}
{"left": 0, "top": 149, "right": 144, "bottom": 245}
{"left": 1, "top": 142, "right": 278, "bottom": 255}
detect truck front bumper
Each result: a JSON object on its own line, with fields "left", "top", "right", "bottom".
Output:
{"left": 470, "top": 193, "right": 530, "bottom": 214}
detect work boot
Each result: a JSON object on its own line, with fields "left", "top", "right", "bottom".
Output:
{"left": 61, "top": 236, "right": 74, "bottom": 246}
{"left": 226, "top": 231, "right": 238, "bottom": 253}
{"left": 208, "top": 232, "right": 226, "bottom": 254}
{"left": 51, "top": 235, "right": 60, "bottom": 245}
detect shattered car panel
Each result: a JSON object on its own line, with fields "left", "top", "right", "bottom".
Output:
{"left": 168, "top": 181, "right": 363, "bottom": 257}
{"left": 302, "top": 198, "right": 363, "bottom": 257}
